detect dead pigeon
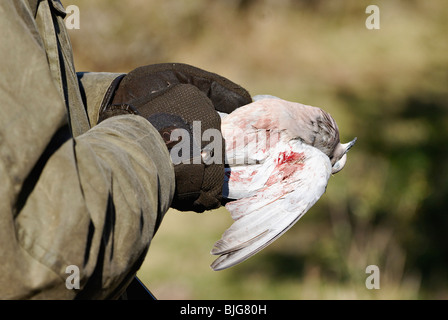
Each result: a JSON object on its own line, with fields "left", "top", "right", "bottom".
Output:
{"left": 210, "top": 96, "right": 356, "bottom": 270}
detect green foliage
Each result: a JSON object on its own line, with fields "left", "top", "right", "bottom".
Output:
{"left": 66, "top": 0, "right": 448, "bottom": 299}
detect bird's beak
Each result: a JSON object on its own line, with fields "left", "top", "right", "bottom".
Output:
{"left": 342, "top": 137, "right": 357, "bottom": 154}
{"left": 331, "top": 154, "right": 346, "bottom": 174}
{"left": 331, "top": 137, "right": 357, "bottom": 174}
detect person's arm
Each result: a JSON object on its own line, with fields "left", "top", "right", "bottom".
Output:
{"left": 77, "top": 72, "right": 125, "bottom": 127}
{"left": 0, "top": 1, "right": 174, "bottom": 299}
{"left": 15, "top": 116, "right": 174, "bottom": 299}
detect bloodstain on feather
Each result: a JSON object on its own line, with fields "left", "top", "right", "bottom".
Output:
{"left": 228, "top": 170, "right": 241, "bottom": 182}
{"left": 265, "top": 151, "right": 305, "bottom": 187}
{"left": 276, "top": 151, "right": 305, "bottom": 165}
{"left": 227, "top": 168, "right": 258, "bottom": 183}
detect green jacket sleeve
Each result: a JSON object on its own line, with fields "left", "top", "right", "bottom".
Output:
{"left": 0, "top": 0, "right": 175, "bottom": 299}
{"left": 77, "top": 71, "right": 125, "bottom": 127}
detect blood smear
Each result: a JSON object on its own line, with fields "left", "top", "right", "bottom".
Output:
{"left": 265, "top": 151, "right": 305, "bottom": 187}
{"left": 277, "top": 151, "right": 305, "bottom": 165}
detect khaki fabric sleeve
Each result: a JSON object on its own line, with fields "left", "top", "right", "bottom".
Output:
{"left": 0, "top": 1, "right": 175, "bottom": 299}
{"left": 14, "top": 116, "right": 175, "bottom": 299}
{"left": 77, "top": 72, "right": 125, "bottom": 127}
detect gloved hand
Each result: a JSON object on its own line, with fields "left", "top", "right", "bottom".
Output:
{"left": 98, "top": 63, "right": 252, "bottom": 212}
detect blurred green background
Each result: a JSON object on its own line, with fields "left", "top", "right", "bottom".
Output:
{"left": 66, "top": 0, "right": 448, "bottom": 299}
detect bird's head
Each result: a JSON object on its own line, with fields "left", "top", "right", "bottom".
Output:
{"left": 330, "top": 137, "right": 357, "bottom": 174}
{"left": 296, "top": 107, "right": 356, "bottom": 174}
{"left": 298, "top": 107, "right": 356, "bottom": 174}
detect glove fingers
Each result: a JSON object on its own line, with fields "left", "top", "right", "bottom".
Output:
{"left": 169, "top": 63, "right": 252, "bottom": 113}
{"left": 112, "top": 63, "right": 252, "bottom": 114}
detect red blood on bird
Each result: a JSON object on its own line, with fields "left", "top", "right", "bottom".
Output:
{"left": 276, "top": 151, "right": 305, "bottom": 165}
{"left": 265, "top": 151, "right": 305, "bottom": 187}
{"left": 228, "top": 170, "right": 242, "bottom": 182}
{"left": 228, "top": 169, "right": 257, "bottom": 183}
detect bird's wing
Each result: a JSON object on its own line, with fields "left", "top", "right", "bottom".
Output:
{"left": 211, "top": 140, "right": 331, "bottom": 271}
{"left": 222, "top": 127, "right": 279, "bottom": 199}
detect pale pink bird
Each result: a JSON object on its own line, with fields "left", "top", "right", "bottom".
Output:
{"left": 210, "top": 96, "right": 356, "bottom": 271}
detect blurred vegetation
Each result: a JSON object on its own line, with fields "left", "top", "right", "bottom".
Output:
{"left": 66, "top": 0, "right": 448, "bottom": 299}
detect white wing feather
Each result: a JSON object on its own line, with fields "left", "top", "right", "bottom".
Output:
{"left": 211, "top": 138, "right": 331, "bottom": 271}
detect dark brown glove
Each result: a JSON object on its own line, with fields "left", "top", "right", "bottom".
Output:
{"left": 98, "top": 63, "right": 252, "bottom": 212}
